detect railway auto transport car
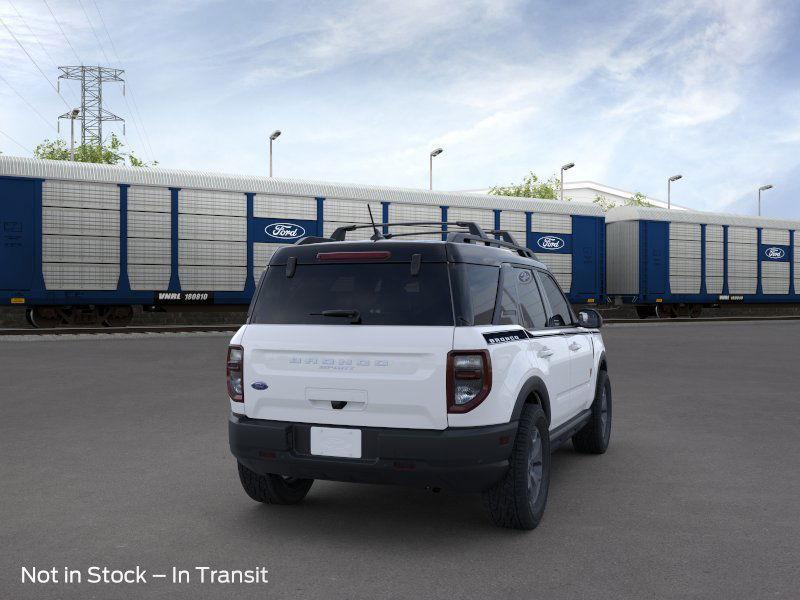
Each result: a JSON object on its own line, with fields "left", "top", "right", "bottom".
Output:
{"left": 0, "top": 156, "right": 606, "bottom": 327}
{"left": 606, "top": 206, "right": 800, "bottom": 318}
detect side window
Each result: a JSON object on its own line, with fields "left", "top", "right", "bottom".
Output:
{"left": 494, "top": 266, "right": 520, "bottom": 325}
{"left": 514, "top": 268, "right": 547, "bottom": 330}
{"left": 538, "top": 271, "right": 574, "bottom": 327}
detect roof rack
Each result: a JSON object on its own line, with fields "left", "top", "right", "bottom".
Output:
{"left": 316, "top": 221, "right": 536, "bottom": 259}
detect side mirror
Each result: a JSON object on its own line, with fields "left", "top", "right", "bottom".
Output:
{"left": 578, "top": 309, "right": 603, "bottom": 329}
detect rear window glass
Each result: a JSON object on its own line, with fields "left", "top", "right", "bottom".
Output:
{"left": 250, "top": 263, "right": 454, "bottom": 326}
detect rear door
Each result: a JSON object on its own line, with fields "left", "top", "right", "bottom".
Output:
{"left": 512, "top": 266, "right": 572, "bottom": 429}
{"left": 0, "top": 178, "right": 35, "bottom": 290}
{"left": 537, "top": 270, "right": 595, "bottom": 415}
{"left": 242, "top": 259, "right": 455, "bottom": 430}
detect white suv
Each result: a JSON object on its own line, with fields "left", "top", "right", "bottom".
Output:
{"left": 228, "top": 222, "right": 611, "bottom": 530}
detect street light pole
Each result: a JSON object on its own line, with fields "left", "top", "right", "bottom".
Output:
{"left": 429, "top": 148, "right": 443, "bottom": 190}
{"left": 69, "top": 108, "right": 80, "bottom": 161}
{"left": 667, "top": 174, "right": 683, "bottom": 209}
{"left": 560, "top": 162, "right": 575, "bottom": 201}
{"left": 269, "top": 130, "right": 281, "bottom": 177}
{"left": 758, "top": 184, "right": 773, "bottom": 216}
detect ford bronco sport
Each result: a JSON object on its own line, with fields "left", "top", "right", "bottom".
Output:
{"left": 228, "top": 221, "right": 611, "bottom": 530}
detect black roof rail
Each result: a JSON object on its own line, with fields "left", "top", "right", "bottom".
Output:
{"left": 329, "top": 221, "right": 487, "bottom": 241}
{"left": 446, "top": 232, "right": 536, "bottom": 258}
{"left": 484, "top": 229, "right": 523, "bottom": 247}
{"left": 324, "top": 220, "right": 536, "bottom": 259}
{"left": 295, "top": 236, "right": 335, "bottom": 245}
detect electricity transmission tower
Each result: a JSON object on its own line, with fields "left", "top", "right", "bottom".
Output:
{"left": 57, "top": 66, "right": 125, "bottom": 146}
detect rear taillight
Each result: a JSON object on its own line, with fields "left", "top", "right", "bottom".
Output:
{"left": 227, "top": 345, "right": 244, "bottom": 402}
{"left": 447, "top": 350, "right": 491, "bottom": 413}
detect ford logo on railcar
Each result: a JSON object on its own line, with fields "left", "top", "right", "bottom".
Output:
{"left": 265, "top": 222, "right": 305, "bottom": 239}
{"left": 765, "top": 247, "right": 785, "bottom": 259}
{"left": 537, "top": 235, "right": 565, "bottom": 250}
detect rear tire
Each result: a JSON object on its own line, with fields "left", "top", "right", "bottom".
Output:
{"left": 237, "top": 462, "right": 314, "bottom": 505}
{"left": 483, "top": 404, "right": 550, "bottom": 530}
{"left": 573, "top": 370, "right": 612, "bottom": 454}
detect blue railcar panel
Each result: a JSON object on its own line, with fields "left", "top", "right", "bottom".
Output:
{"left": 0, "top": 177, "right": 36, "bottom": 291}
{"left": 643, "top": 220, "right": 669, "bottom": 295}
{"left": 569, "top": 216, "right": 602, "bottom": 298}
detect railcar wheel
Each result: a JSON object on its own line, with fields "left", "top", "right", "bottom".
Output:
{"left": 101, "top": 305, "right": 134, "bottom": 327}
{"left": 28, "top": 306, "right": 62, "bottom": 328}
{"left": 689, "top": 304, "right": 702, "bottom": 318}
{"left": 635, "top": 305, "right": 655, "bottom": 319}
{"left": 655, "top": 304, "right": 674, "bottom": 319}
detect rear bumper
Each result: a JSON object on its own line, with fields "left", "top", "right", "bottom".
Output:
{"left": 229, "top": 415, "right": 517, "bottom": 493}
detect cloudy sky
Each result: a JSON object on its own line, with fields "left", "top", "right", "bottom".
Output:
{"left": 1, "top": 0, "right": 799, "bottom": 217}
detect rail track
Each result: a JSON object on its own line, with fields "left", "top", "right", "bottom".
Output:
{"left": 2, "top": 315, "right": 800, "bottom": 335}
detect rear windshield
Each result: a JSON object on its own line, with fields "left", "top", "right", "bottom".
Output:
{"left": 250, "top": 263, "right": 454, "bottom": 326}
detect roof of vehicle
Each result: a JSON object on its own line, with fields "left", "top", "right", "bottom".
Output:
{"left": 269, "top": 238, "right": 549, "bottom": 270}
{"left": 0, "top": 155, "right": 603, "bottom": 217}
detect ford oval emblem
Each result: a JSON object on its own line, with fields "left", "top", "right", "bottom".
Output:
{"left": 765, "top": 246, "right": 785, "bottom": 259}
{"left": 265, "top": 222, "right": 306, "bottom": 239}
{"left": 251, "top": 381, "right": 268, "bottom": 390}
{"left": 537, "top": 235, "right": 565, "bottom": 250}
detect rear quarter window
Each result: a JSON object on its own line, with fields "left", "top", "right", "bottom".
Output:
{"left": 451, "top": 264, "right": 500, "bottom": 326}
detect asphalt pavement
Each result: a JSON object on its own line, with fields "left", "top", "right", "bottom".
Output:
{"left": 1, "top": 321, "right": 799, "bottom": 599}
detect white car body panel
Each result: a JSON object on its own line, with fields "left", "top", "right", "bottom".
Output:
{"left": 239, "top": 324, "right": 454, "bottom": 430}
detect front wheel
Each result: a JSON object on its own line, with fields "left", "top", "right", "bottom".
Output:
{"left": 237, "top": 462, "right": 314, "bottom": 505}
{"left": 483, "top": 404, "right": 551, "bottom": 530}
{"left": 572, "top": 370, "right": 612, "bottom": 454}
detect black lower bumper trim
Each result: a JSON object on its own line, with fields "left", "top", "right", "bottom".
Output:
{"left": 229, "top": 416, "right": 518, "bottom": 493}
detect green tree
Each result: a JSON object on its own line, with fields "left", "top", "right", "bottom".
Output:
{"left": 489, "top": 172, "right": 565, "bottom": 200}
{"left": 592, "top": 194, "right": 617, "bottom": 211}
{"left": 627, "top": 191, "right": 653, "bottom": 207}
{"left": 34, "top": 134, "right": 156, "bottom": 167}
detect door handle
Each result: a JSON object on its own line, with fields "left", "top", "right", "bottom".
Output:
{"left": 538, "top": 348, "right": 554, "bottom": 358}
{"left": 569, "top": 342, "right": 582, "bottom": 351}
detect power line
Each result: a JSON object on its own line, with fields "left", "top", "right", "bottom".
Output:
{"left": 0, "top": 72, "right": 59, "bottom": 132}
{"left": 7, "top": 0, "right": 81, "bottom": 106}
{"left": 76, "top": 0, "right": 111, "bottom": 64}
{"left": 0, "top": 14, "right": 71, "bottom": 109}
{"left": 0, "top": 127, "right": 33, "bottom": 154}
{"left": 43, "top": 0, "right": 83, "bottom": 65}
{"left": 89, "top": 0, "right": 155, "bottom": 162}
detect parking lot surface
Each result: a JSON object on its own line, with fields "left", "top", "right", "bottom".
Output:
{"left": 2, "top": 321, "right": 799, "bottom": 599}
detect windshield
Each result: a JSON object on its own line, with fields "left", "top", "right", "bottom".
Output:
{"left": 249, "top": 263, "right": 454, "bottom": 325}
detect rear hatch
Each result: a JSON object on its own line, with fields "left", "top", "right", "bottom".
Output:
{"left": 242, "top": 244, "right": 455, "bottom": 430}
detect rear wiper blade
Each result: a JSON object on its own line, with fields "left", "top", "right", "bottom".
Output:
{"left": 310, "top": 309, "right": 362, "bottom": 324}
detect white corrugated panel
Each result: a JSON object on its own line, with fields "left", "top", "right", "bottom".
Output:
{"left": 324, "top": 198, "right": 382, "bottom": 222}
{"left": 671, "top": 276, "right": 702, "bottom": 294}
{"left": 179, "top": 188, "right": 245, "bottom": 217}
{"left": 706, "top": 225, "right": 724, "bottom": 241}
{"left": 531, "top": 213, "right": 571, "bottom": 234}
{"left": 728, "top": 227, "right": 757, "bottom": 244}
{"left": 43, "top": 263, "right": 119, "bottom": 290}
{"left": 179, "top": 214, "right": 246, "bottom": 241}
{"left": 762, "top": 262, "right": 789, "bottom": 294}
{"left": 705, "top": 258, "right": 724, "bottom": 278}
{"left": 669, "top": 222, "right": 701, "bottom": 241}
{"left": 670, "top": 239, "right": 702, "bottom": 259}
{"left": 796, "top": 230, "right": 800, "bottom": 291}
{"left": 179, "top": 266, "right": 246, "bottom": 291}
{"left": 728, "top": 244, "right": 757, "bottom": 261}
{"left": 728, "top": 277, "right": 757, "bottom": 295}
{"left": 129, "top": 211, "right": 170, "bottom": 239}
{"left": 707, "top": 276, "right": 723, "bottom": 294}
{"left": 42, "top": 235, "right": 118, "bottom": 263}
{"left": 128, "top": 186, "right": 170, "bottom": 213}
{"left": 761, "top": 229, "right": 790, "bottom": 245}
{"left": 500, "top": 211, "right": 526, "bottom": 233}
{"left": 129, "top": 264, "right": 170, "bottom": 290}
{"left": 254, "top": 194, "right": 316, "bottom": 220}
{"left": 42, "top": 179, "right": 118, "bottom": 210}
{"left": 43, "top": 206, "right": 119, "bottom": 237}
{"left": 705, "top": 241, "right": 724, "bottom": 260}
{"left": 128, "top": 238, "right": 170, "bottom": 265}
{"left": 606, "top": 205, "right": 800, "bottom": 230}
{"left": 179, "top": 240, "right": 246, "bottom": 266}
{"left": 728, "top": 261, "right": 757, "bottom": 278}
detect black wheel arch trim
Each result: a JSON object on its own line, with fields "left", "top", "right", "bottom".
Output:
{"left": 510, "top": 376, "right": 552, "bottom": 425}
